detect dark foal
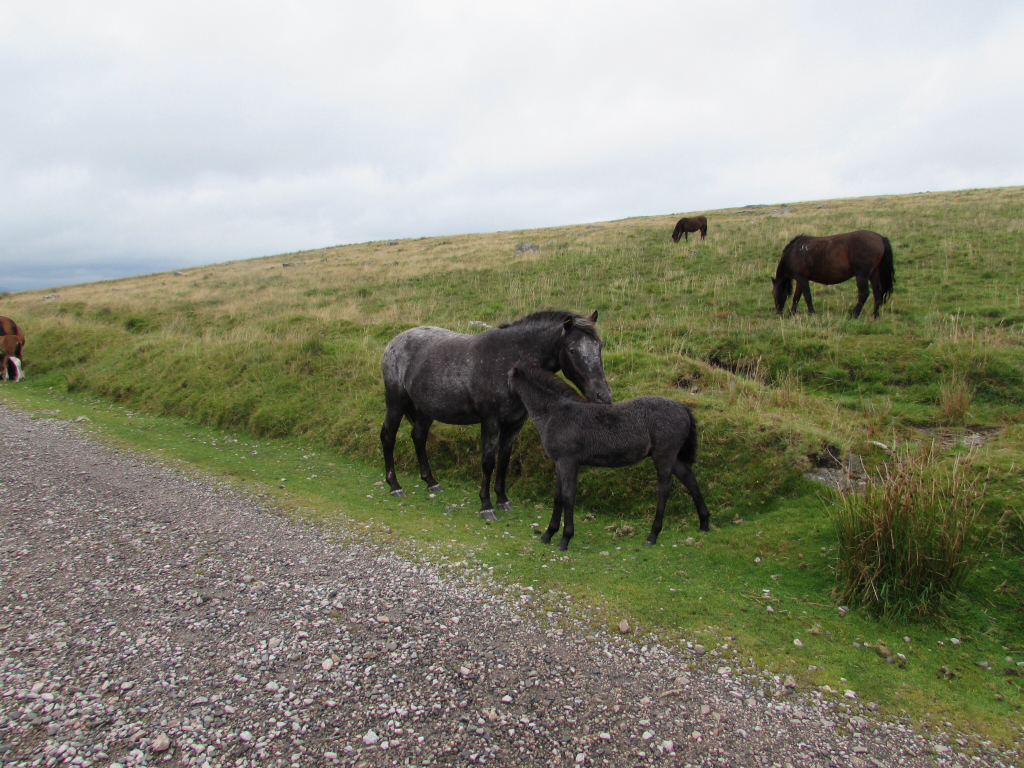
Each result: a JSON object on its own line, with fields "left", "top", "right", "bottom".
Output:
{"left": 772, "top": 231, "right": 894, "bottom": 318}
{"left": 380, "top": 311, "right": 612, "bottom": 520}
{"left": 508, "top": 362, "right": 710, "bottom": 551}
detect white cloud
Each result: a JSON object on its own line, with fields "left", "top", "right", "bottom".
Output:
{"left": 1, "top": 0, "right": 1022, "bottom": 290}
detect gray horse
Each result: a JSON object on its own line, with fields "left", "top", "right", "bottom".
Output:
{"left": 381, "top": 311, "right": 612, "bottom": 519}
{"left": 508, "top": 361, "right": 710, "bottom": 550}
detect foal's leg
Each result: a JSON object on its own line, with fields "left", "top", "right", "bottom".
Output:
{"left": 645, "top": 455, "right": 675, "bottom": 547}
{"left": 410, "top": 412, "right": 441, "bottom": 492}
{"left": 541, "top": 461, "right": 578, "bottom": 551}
{"left": 674, "top": 459, "right": 711, "bottom": 532}
{"left": 477, "top": 420, "right": 501, "bottom": 520}
{"left": 381, "top": 398, "right": 408, "bottom": 497}
{"left": 851, "top": 274, "right": 870, "bottom": 319}
{"left": 493, "top": 420, "right": 525, "bottom": 512}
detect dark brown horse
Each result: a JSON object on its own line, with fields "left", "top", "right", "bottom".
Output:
{"left": 671, "top": 216, "right": 707, "bottom": 243}
{"left": 772, "top": 231, "right": 894, "bottom": 318}
{"left": 0, "top": 317, "right": 25, "bottom": 381}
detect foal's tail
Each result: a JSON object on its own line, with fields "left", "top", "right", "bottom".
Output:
{"left": 879, "top": 237, "right": 895, "bottom": 304}
{"left": 679, "top": 407, "right": 699, "bottom": 466}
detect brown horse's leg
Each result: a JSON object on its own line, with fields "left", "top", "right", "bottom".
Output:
{"left": 797, "top": 279, "right": 815, "bottom": 314}
{"left": 851, "top": 275, "right": 870, "bottom": 319}
{"left": 869, "top": 272, "right": 884, "bottom": 318}
{"left": 790, "top": 282, "right": 804, "bottom": 314}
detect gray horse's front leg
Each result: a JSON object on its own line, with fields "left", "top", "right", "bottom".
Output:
{"left": 478, "top": 421, "right": 500, "bottom": 520}
{"left": 493, "top": 420, "right": 525, "bottom": 512}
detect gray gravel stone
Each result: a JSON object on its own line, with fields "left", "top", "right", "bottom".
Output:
{"left": 0, "top": 405, "right": 1016, "bottom": 767}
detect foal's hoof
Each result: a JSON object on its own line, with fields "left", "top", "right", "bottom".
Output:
{"left": 428, "top": 484, "right": 443, "bottom": 493}
{"left": 496, "top": 501, "right": 513, "bottom": 512}
{"left": 479, "top": 509, "right": 499, "bottom": 522}
{"left": 644, "top": 539, "right": 656, "bottom": 547}
{"left": 390, "top": 489, "right": 407, "bottom": 498}
{"left": 557, "top": 540, "right": 570, "bottom": 551}
{"left": 539, "top": 532, "right": 553, "bottom": 544}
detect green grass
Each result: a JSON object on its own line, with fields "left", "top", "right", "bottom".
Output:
{"left": 2, "top": 186, "right": 1024, "bottom": 745}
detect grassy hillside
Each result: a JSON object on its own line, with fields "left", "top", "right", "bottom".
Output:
{"left": 4, "top": 186, "right": 1024, "bottom": 744}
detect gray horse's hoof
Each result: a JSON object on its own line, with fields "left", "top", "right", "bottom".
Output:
{"left": 428, "top": 484, "right": 443, "bottom": 493}
{"left": 479, "top": 509, "right": 499, "bottom": 522}
{"left": 496, "top": 501, "right": 513, "bottom": 512}
{"left": 390, "top": 489, "right": 407, "bottom": 498}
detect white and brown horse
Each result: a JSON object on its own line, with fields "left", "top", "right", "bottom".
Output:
{"left": 0, "top": 317, "right": 25, "bottom": 381}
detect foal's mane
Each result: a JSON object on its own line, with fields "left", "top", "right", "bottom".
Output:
{"left": 499, "top": 310, "right": 600, "bottom": 340}
{"left": 515, "top": 363, "right": 585, "bottom": 401}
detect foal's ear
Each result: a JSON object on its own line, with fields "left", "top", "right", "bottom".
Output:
{"left": 588, "top": 310, "right": 599, "bottom": 323}
{"left": 563, "top": 316, "right": 573, "bottom": 332}
{"left": 770, "top": 277, "right": 776, "bottom": 286}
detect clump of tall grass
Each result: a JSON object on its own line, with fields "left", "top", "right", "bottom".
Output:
{"left": 938, "top": 371, "right": 974, "bottom": 424}
{"left": 831, "top": 444, "right": 985, "bottom": 619}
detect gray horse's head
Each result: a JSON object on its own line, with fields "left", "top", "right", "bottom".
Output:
{"left": 558, "top": 311, "right": 612, "bottom": 404}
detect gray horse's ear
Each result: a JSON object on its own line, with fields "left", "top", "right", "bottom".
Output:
{"left": 589, "top": 310, "right": 599, "bottom": 323}
{"left": 563, "top": 317, "right": 573, "bottom": 332}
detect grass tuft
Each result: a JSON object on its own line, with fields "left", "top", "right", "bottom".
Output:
{"left": 831, "top": 444, "right": 986, "bottom": 619}
{"left": 938, "top": 371, "right": 974, "bottom": 424}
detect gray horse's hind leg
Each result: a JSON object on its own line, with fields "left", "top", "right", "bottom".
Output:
{"left": 381, "top": 399, "right": 408, "bottom": 497}
{"left": 493, "top": 420, "right": 525, "bottom": 512}
{"left": 411, "top": 412, "right": 441, "bottom": 493}
{"left": 478, "top": 420, "right": 500, "bottom": 520}
{"left": 674, "top": 460, "right": 710, "bottom": 532}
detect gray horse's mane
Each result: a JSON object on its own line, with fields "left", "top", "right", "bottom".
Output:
{"left": 499, "top": 310, "right": 599, "bottom": 339}
{"left": 515, "top": 363, "right": 585, "bottom": 401}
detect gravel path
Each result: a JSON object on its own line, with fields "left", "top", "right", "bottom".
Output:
{"left": 0, "top": 405, "right": 1016, "bottom": 768}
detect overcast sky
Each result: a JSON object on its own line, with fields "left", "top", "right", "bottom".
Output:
{"left": 2, "top": 1, "right": 1022, "bottom": 292}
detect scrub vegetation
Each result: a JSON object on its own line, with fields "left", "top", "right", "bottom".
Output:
{"left": 3, "top": 186, "right": 1023, "bottom": 744}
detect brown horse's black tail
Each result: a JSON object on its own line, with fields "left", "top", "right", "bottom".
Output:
{"left": 879, "top": 237, "right": 895, "bottom": 304}
{"left": 679, "top": 408, "right": 699, "bottom": 466}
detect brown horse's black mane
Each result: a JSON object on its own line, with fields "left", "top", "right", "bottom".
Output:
{"left": 499, "top": 310, "right": 600, "bottom": 340}
{"left": 516, "top": 363, "right": 586, "bottom": 401}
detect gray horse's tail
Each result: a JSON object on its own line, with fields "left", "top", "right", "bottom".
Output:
{"left": 679, "top": 408, "right": 698, "bottom": 466}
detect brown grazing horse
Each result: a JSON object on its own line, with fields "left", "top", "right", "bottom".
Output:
{"left": 0, "top": 317, "right": 25, "bottom": 381}
{"left": 772, "top": 231, "right": 894, "bottom": 318}
{"left": 671, "top": 216, "right": 707, "bottom": 242}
